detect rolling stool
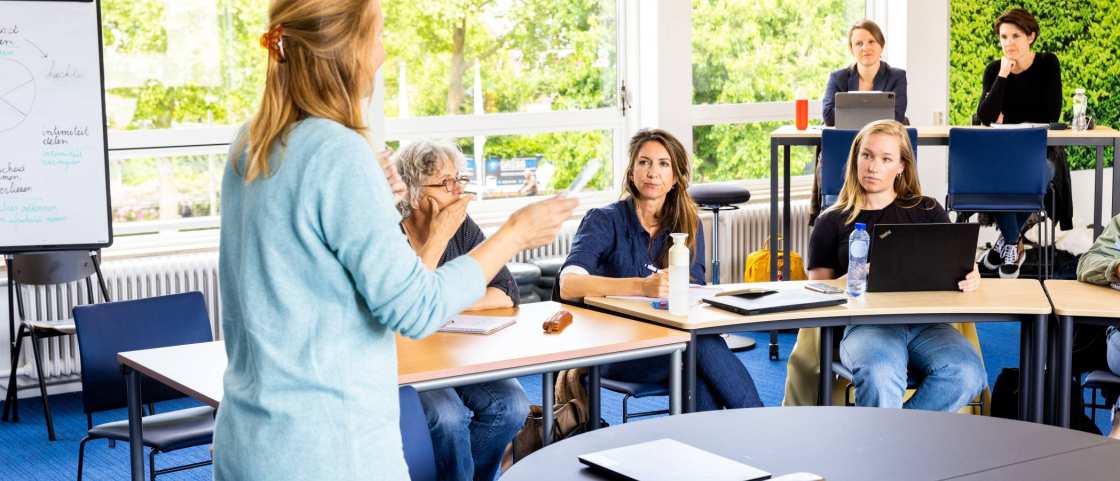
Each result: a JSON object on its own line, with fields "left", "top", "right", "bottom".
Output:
{"left": 688, "top": 184, "right": 755, "bottom": 353}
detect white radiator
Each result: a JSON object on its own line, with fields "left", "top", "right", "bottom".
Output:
{"left": 7, "top": 252, "right": 221, "bottom": 386}
{"left": 510, "top": 199, "right": 813, "bottom": 285}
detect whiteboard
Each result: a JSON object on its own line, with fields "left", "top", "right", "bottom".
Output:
{"left": 0, "top": 0, "right": 112, "bottom": 253}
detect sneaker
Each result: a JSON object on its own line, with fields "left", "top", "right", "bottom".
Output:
{"left": 982, "top": 237, "right": 1006, "bottom": 270}
{"left": 998, "top": 243, "right": 1023, "bottom": 279}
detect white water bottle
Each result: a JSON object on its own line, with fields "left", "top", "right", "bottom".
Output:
{"left": 668, "top": 233, "right": 690, "bottom": 315}
{"left": 1072, "top": 88, "right": 1088, "bottom": 131}
{"left": 847, "top": 223, "right": 869, "bottom": 297}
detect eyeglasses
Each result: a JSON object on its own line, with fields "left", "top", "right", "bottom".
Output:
{"left": 421, "top": 176, "right": 471, "bottom": 193}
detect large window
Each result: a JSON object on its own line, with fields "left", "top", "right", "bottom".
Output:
{"left": 381, "top": 0, "right": 623, "bottom": 200}
{"left": 101, "top": 0, "right": 266, "bottom": 230}
{"left": 691, "top": 0, "right": 866, "bottom": 182}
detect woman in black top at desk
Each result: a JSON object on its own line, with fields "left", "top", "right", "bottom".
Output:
{"left": 974, "top": 8, "right": 1071, "bottom": 279}
{"left": 813, "top": 19, "right": 908, "bottom": 223}
{"left": 808, "top": 120, "right": 985, "bottom": 412}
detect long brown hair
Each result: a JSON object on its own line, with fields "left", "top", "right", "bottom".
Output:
{"left": 831, "top": 119, "right": 922, "bottom": 224}
{"left": 623, "top": 129, "right": 700, "bottom": 268}
{"left": 238, "top": 0, "right": 381, "bottom": 182}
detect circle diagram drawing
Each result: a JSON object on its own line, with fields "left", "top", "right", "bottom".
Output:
{"left": 0, "top": 58, "right": 36, "bottom": 133}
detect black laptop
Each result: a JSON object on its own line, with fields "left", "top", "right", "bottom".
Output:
{"left": 867, "top": 223, "right": 980, "bottom": 292}
{"left": 702, "top": 288, "right": 846, "bottom": 316}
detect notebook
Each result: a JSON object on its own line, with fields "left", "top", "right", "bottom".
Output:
{"left": 438, "top": 315, "right": 517, "bottom": 335}
{"left": 578, "top": 438, "right": 771, "bottom": 481}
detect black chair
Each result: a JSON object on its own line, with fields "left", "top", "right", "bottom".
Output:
{"left": 508, "top": 262, "right": 542, "bottom": 304}
{"left": 2, "top": 250, "right": 109, "bottom": 441}
{"left": 399, "top": 385, "right": 437, "bottom": 481}
{"left": 531, "top": 256, "right": 565, "bottom": 302}
{"left": 1083, "top": 370, "right": 1120, "bottom": 425}
{"left": 72, "top": 292, "right": 215, "bottom": 481}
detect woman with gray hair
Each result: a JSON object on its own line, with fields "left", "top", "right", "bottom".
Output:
{"left": 393, "top": 139, "right": 527, "bottom": 481}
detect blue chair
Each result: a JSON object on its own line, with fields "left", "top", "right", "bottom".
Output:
{"left": 820, "top": 128, "right": 919, "bottom": 210}
{"left": 399, "top": 385, "right": 437, "bottom": 481}
{"left": 946, "top": 127, "right": 1051, "bottom": 278}
{"left": 73, "top": 292, "right": 215, "bottom": 481}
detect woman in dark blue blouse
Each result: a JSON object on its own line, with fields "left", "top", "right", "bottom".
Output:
{"left": 821, "top": 19, "right": 909, "bottom": 127}
{"left": 558, "top": 129, "right": 762, "bottom": 411}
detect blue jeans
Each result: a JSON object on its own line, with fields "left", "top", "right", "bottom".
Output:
{"left": 992, "top": 159, "right": 1057, "bottom": 244}
{"left": 601, "top": 334, "right": 763, "bottom": 411}
{"left": 839, "top": 323, "right": 986, "bottom": 411}
{"left": 1107, "top": 326, "right": 1120, "bottom": 376}
{"left": 419, "top": 379, "right": 529, "bottom": 481}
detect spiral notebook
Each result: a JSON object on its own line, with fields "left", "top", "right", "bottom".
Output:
{"left": 438, "top": 315, "right": 518, "bottom": 335}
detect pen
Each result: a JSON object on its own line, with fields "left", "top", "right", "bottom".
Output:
{"left": 645, "top": 264, "right": 661, "bottom": 274}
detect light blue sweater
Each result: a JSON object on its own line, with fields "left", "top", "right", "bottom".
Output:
{"left": 213, "top": 118, "right": 485, "bottom": 480}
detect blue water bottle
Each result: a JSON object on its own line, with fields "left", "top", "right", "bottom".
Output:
{"left": 847, "top": 223, "right": 869, "bottom": 297}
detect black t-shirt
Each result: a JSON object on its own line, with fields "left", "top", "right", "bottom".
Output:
{"left": 976, "top": 52, "right": 1062, "bottom": 125}
{"left": 807, "top": 196, "right": 949, "bottom": 276}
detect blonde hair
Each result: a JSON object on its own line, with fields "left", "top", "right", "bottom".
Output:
{"left": 237, "top": 0, "right": 381, "bottom": 182}
{"left": 623, "top": 129, "right": 700, "bottom": 268}
{"left": 832, "top": 119, "right": 923, "bottom": 225}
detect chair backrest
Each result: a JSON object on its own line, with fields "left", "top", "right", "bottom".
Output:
{"left": 9, "top": 250, "right": 99, "bottom": 286}
{"left": 948, "top": 127, "right": 1048, "bottom": 197}
{"left": 820, "top": 128, "right": 919, "bottom": 209}
{"left": 399, "top": 385, "right": 437, "bottom": 481}
{"left": 72, "top": 292, "right": 214, "bottom": 414}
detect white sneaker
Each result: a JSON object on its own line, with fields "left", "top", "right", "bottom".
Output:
{"left": 998, "top": 243, "right": 1023, "bottom": 279}
{"left": 982, "top": 236, "right": 1006, "bottom": 271}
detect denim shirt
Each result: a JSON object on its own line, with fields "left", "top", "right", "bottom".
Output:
{"left": 561, "top": 198, "right": 706, "bottom": 285}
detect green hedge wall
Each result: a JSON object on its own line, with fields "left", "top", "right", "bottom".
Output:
{"left": 949, "top": 0, "right": 1119, "bottom": 170}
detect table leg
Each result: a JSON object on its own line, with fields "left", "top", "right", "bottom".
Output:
{"left": 1045, "top": 318, "right": 1057, "bottom": 425}
{"left": 1095, "top": 145, "right": 1105, "bottom": 239}
{"left": 587, "top": 365, "right": 600, "bottom": 431}
{"left": 818, "top": 326, "right": 834, "bottom": 406}
{"left": 126, "top": 367, "right": 144, "bottom": 481}
{"left": 782, "top": 145, "right": 792, "bottom": 282}
{"left": 769, "top": 138, "right": 779, "bottom": 281}
{"left": 685, "top": 332, "right": 697, "bottom": 413}
{"left": 670, "top": 348, "right": 682, "bottom": 415}
{"left": 542, "top": 371, "right": 554, "bottom": 446}
{"left": 1031, "top": 314, "right": 1048, "bottom": 423}
{"left": 1019, "top": 321, "right": 1029, "bottom": 421}
{"left": 1057, "top": 316, "right": 1074, "bottom": 428}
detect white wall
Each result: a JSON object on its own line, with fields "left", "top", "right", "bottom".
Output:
{"left": 903, "top": 0, "right": 950, "bottom": 205}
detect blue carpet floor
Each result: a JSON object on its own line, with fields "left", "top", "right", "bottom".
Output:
{"left": 0, "top": 323, "right": 1110, "bottom": 480}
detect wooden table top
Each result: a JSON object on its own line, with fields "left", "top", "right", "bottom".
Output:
{"left": 770, "top": 124, "right": 1120, "bottom": 140}
{"left": 586, "top": 279, "right": 1051, "bottom": 330}
{"left": 1045, "top": 280, "right": 1120, "bottom": 318}
{"left": 118, "top": 301, "right": 689, "bottom": 407}
{"left": 397, "top": 301, "right": 689, "bottom": 384}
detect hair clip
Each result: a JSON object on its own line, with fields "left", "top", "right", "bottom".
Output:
{"left": 259, "top": 24, "right": 286, "bottom": 63}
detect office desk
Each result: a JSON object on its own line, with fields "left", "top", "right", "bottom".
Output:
{"left": 116, "top": 301, "right": 689, "bottom": 481}
{"left": 1045, "top": 280, "right": 1120, "bottom": 428}
{"left": 587, "top": 279, "right": 1051, "bottom": 421}
{"left": 768, "top": 125, "right": 1120, "bottom": 281}
{"left": 501, "top": 407, "right": 1116, "bottom": 481}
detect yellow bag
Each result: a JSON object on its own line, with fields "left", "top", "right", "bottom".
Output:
{"left": 743, "top": 240, "right": 807, "bottom": 282}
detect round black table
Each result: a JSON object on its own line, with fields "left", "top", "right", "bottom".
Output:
{"left": 501, "top": 407, "right": 1116, "bottom": 481}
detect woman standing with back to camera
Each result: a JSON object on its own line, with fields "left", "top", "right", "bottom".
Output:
{"left": 213, "top": 0, "right": 576, "bottom": 479}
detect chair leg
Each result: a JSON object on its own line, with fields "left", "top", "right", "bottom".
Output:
{"left": 149, "top": 449, "right": 159, "bottom": 481}
{"left": 3, "top": 327, "right": 26, "bottom": 422}
{"left": 28, "top": 329, "right": 57, "bottom": 441}
{"left": 77, "top": 435, "right": 94, "bottom": 481}
{"left": 1091, "top": 388, "right": 1098, "bottom": 424}
{"left": 621, "top": 394, "right": 631, "bottom": 424}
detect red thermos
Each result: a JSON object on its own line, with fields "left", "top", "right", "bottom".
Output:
{"left": 795, "top": 98, "right": 809, "bottom": 130}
